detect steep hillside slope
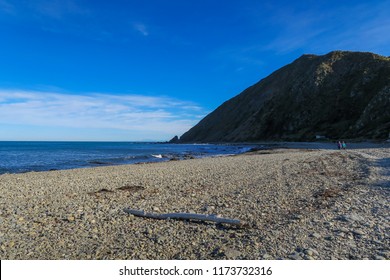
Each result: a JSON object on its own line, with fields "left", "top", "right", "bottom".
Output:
{"left": 178, "top": 51, "right": 390, "bottom": 142}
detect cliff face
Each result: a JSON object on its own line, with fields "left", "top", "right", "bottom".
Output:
{"left": 179, "top": 51, "right": 390, "bottom": 142}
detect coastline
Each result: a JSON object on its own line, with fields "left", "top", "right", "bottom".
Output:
{"left": 0, "top": 145, "right": 389, "bottom": 259}
{"left": 0, "top": 142, "right": 256, "bottom": 175}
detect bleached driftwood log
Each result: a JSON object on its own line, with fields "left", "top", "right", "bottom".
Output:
{"left": 123, "top": 208, "right": 244, "bottom": 226}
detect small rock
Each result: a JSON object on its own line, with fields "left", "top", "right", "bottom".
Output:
{"left": 352, "top": 229, "right": 365, "bottom": 236}
{"left": 339, "top": 227, "right": 349, "bottom": 233}
{"left": 292, "top": 214, "right": 303, "bottom": 220}
{"left": 109, "top": 209, "right": 117, "bottom": 215}
{"left": 67, "top": 215, "right": 75, "bottom": 222}
{"left": 339, "top": 213, "right": 364, "bottom": 223}
{"left": 262, "top": 254, "right": 273, "bottom": 259}
{"left": 374, "top": 255, "right": 386, "bottom": 260}
{"left": 224, "top": 247, "right": 241, "bottom": 259}
{"left": 377, "top": 250, "right": 390, "bottom": 258}
{"left": 324, "top": 235, "right": 334, "bottom": 241}
{"left": 310, "top": 232, "right": 321, "bottom": 239}
{"left": 305, "top": 248, "right": 319, "bottom": 256}
{"left": 289, "top": 252, "right": 302, "bottom": 260}
{"left": 305, "top": 250, "right": 313, "bottom": 256}
{"left": 346, "top": 240, "right": 356, "bottom": 247}
{"left": 337, "top": 232, "right": 345, "bottom": 238}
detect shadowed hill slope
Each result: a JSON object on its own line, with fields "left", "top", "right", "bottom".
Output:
{"left": 178, "top": 51, "right": 390, "bottom": 142}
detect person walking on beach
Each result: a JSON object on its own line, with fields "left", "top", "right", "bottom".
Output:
{"left": 342, "top": 141, "right": 347, "bottom": 150}
{"left": 337, "top": 141, "right": 342, "bottom": 150}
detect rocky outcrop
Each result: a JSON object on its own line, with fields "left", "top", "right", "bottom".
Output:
{"left": 168, "top": 135, "right": 180, "bottom": 143}
{"left": 179, "top": 51, "right": 390, "bottom": 142}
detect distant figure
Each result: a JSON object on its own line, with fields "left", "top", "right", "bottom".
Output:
{"left": 342, "top": 141, "right": 347, "bottom": 150}
{"left": 337, "top": 141, "right": 342, "bottom": 150}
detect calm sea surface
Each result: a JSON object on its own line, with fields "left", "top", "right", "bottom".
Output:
{"left": 0, "top": 142, "right": 254, "bottom": 174}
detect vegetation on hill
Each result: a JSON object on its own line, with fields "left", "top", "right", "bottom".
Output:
{"left": 177, "top": 51, "right": 390, "bottom": 142}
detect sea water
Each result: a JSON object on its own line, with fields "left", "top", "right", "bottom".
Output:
{"left": 0, "top": 141, "right": 254, "bottom": 174}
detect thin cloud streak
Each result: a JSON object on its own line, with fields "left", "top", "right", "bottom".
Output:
{"left": 30, "top": 0, "right": 90, "bottom": 20}
{"left": 0, "top": 90, "right": 207, "bottom": 139}
{"left": 262, "top": 1, "right": 390, "bottom": 54}
{"left": 133, "top": 23, "right": 149, "bottom": 36}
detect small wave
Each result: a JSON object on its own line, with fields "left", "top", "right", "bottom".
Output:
{"left": 151, "top": 154, "right": 163, "bottom": 159}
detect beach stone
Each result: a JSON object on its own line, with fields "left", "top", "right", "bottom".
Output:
{"left": 262, "top": 254, "right": 273, "bottom": 259}
{"left": 1, "top": 146, "right": 389, "bottom": 260}
{"left": 374, "top": 255, "right": 386, "bottom": 260}
{"left": 305, "top": 248, "right": 319, "bottom": 256}
{"left": 352, "top": 229, "right": 365, "bottom": 236}
{"left": 339, "top": 213, "right": 364, "bottom": 223}
{"left": 292, "top": 214, "right": 303, "bottom": 221}
{"left": 224, "top": 247, "right": 241, "bottom": 259}
{"left": 288, "top": 252, "right": 302, "bottom": 260}
{"left": 310, "top": 232, "right": 321, "bottom": 239}
{"left": 67, "top": 216, "right": 75, "bottom": 222}
{"left": 26, "top": 251, "right": 34, "bottom": 257}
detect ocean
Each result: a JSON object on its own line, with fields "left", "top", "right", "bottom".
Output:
{"left": 0, "top": 141, "right": 255, "bottom": 174}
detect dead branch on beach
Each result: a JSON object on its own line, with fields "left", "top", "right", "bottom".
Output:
{"left": 123, "top": 208, "right": 246, "bottom": 227}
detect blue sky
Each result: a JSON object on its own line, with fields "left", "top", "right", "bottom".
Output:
{"left": 0, "top": 0, "right": 389, "bottom": 141}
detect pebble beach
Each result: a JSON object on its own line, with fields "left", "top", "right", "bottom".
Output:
{"left": 0, "top": 146, "right": 389, "bottom": 260}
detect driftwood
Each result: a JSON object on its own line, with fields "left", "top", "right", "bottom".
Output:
{"left": 123, "top": 208, "right": 244, "bottom": 226}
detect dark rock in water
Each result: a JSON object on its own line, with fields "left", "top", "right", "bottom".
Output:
{"left": 89, "top": 161, "right": 108, "bottom": 165}
{"left": 169, "top": 135, "right": 180, "bottom": 143}
{"left": 179, "top": 51, "right": 390, "bottom": 142}
{"left": 183, "top": 154, "right": 196, "bottom": 159}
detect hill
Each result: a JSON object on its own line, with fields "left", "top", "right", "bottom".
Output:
{"left": 176, "top": 51, "right": 390, "bottom": 142}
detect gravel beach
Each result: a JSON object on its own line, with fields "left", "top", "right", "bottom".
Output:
{"left": 0, "top": 146, "right": 389, "bottom": 260}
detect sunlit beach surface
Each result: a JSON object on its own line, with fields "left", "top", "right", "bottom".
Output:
{"left": 0, "top": 143, "right": 389, "bottom": 259}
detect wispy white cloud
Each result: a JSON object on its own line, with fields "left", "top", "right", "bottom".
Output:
{"left": 133, "top": 23, "right": 149, "bottom": 36}
{"left": 217, "top": 0, "right": 390, "bottom": 67}
{"left": 30, "top": 0, "right": 90, "bottom": 20}
{"left": 0, "top": 90, "right": 207, "bottom": 140}
{"left": 261, "top": 1, "right": 390, "bottom": 55}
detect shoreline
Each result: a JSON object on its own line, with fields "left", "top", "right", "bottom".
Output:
{"left": 0, "top": 142, "right": 257, "bottom": 176}
{"left": 2, "top": 141, "right": 389, "bottom": 176}
{"left": 0, "top": 146, "right": 389, "bottom": 259}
